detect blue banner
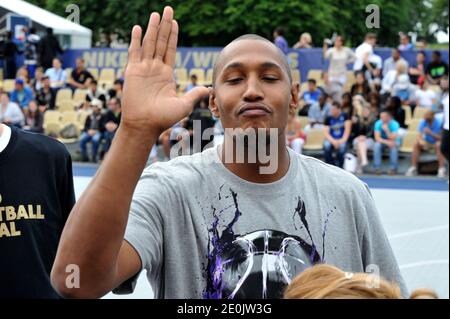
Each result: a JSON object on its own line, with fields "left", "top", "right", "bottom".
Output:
{"left": 61, "top": 47, "right": 449, "bottom": 84}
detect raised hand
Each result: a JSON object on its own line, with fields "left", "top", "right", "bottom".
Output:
{"left": 121, "top": 6, "right": 209, "bottom": 137}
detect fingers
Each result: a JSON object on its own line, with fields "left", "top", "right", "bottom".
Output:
{"left": 128, "top": 25, "right": 142, "bottom": 63}
{"left": 141, "top": 12, "right": 160, "bottom": 60}
{"left": 155, "top": 6, "right": 174, "bottom": 60}
{"left": 181, "top": 86, "right": 210, "bottom": 113}
{"left": 164, "top": 20, "right": 179, "bottom": 68}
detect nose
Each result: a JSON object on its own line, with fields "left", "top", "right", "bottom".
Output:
{"left": 243, "top": 75, "right": 264, "bottom": 102}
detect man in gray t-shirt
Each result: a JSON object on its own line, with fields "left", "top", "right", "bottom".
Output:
{"left": 51, "top": 6, "right": 406, "bottom": 299}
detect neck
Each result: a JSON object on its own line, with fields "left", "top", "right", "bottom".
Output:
{"left": 0, "top": 123, "right": 3, "bottom": 136}
{"left": 220, "top": 132, "right": 290, "bottom": 183}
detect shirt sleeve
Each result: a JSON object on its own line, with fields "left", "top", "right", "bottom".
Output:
{"left": 374, "top": 120, "right": 381, "bottom": 133}
{"left": 418, "top": 119, "right": 426, "bottom": 133}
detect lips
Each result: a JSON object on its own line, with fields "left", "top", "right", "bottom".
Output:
{"left": 237, "top": 104, "right": 272, "bottom": 117}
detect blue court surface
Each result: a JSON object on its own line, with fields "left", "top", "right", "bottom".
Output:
{"left": 73, "top": 164, "right": 449, "bottom": 299}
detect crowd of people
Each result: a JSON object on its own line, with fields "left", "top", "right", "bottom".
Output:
{"left": 1, "top": 29, "right": 449, "bottom": 176}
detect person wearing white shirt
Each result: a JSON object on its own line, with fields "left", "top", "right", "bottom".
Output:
{"left": 44, "top": 57, "right": 67, "bottom": 89}
{"left": 381, "top": 60, "right": 409, "bottom": 95}
{"left": 353, "top": 33, "right": 376, "bottom": 72}
{"left": 0, "top": 92, "right": 25, "bottom": 127}
{"left": 413, "top": 79, "right": 437, "bottom": 109}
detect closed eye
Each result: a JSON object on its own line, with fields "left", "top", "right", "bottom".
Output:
{"left": 226, "top": 78, "right": 243, "bottom": 84}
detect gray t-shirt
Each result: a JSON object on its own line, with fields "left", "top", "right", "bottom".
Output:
{"left": 124, "top": 145, "right": 407, "bottom": 299}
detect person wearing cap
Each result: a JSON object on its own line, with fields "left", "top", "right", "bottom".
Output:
{"left": 79, "top": 99, "right": 103, "bottom": 162}
{"left": 10, "top": 79, "right": 34, "bottom": 110}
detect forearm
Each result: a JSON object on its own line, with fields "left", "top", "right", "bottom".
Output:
{"left": 52, "top": 125, "right": 157, "bottom": 297}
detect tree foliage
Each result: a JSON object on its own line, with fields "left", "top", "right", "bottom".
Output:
{"left": 27, "top": 0, "right": 448, "bottom": 47}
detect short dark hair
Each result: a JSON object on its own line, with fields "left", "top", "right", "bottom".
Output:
{"left": 190, "top": 74, "right": 198, "bottom": 80}
{"left": 91, "top": 80, "right": 98, "bottom": 85}
{"left": 307, "top": 79, "right": 317, "bottom": 85}
{"left": 212, "top": 34, "right": 292, "bottom": 87}
{"left": 331, "top": 101, "right": 341, "bottom": 109}
{"left": 380, "top": 108, "right": 393, "bottom": 117}
{"left": 432, "top": 51, "right": 441, "bottom": 58}
{"left": 274, "top": 27, "right": 284, "bottom": 36}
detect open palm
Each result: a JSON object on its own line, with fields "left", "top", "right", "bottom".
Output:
{"left": 121, "top": 6, "right": 209, "bottom": 135}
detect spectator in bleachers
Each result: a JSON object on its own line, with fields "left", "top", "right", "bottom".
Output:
{"left": 108, "top": 79, "right": 124, "bottom": 100}
{"left": 398, "top": 33, "right": 414, "bottom": 51}
{"left": 320, "top": 72, "right": 342, "bottom": 103}
{"left": 386, "top": 96, "right": 407, "bottom": 136}
{"left": 405, "top": 109, "right": 446, "bottom": 177}
{"left": 2, "top": 31, "right": 21, "bottom": 79}
{"left": 79, "top": 99, "right": 103, "bottom": 162}
{"left": 373, "top": 109, "right": 401, "bottom": 175}
{"left": 392, "top": 74, "right": 414, "bottom": 105}
{"left": 273, "top": 27, "right": 288, "bottom": 55}
{"left": 38, "top": 28, "right": 63, "bottom": 70}
{"left": 426, "top": 51, "right": 449, "bottom": 85}
{"left": 86, "top": 80, "right": 107, "bottom": 106}
{"left": 24, "top": 27, "right": 41, "bottom": 78}
{"left": 353, "top": 105, "right": 377, "bottom": 174}
{"left": 350, "top": 71, "right": 371, "bottom": 100}
{"left": 353, "top": 33, "right": 376, "bottom": 72}
{"left": 323, "top": 35, "right": 356, "bottom": 87}
{"left": 23, "top": 100, "right": 44, "bottom": 134}
{"left": 383, "top": 48, "right": 409, "bottom": 77}
{"left": 293, "top": 32, "right": 312, "bottom": 49}
{"left": 408, "top": 51, "right": 426, "bottom": 85}
{"left": 415, "top": 37, "right": 428, "bottom": 50}
{"left": 0, "top": 92, "right": 24, "bottom": 127}
{"left": 187, "top": 95, "right": 215, "bottom": 152}
{"left": 413, "top": 77, "right": 437, "bottom": 109}
{"left": 101, "top": 97, "right": 122, "bottom": 158}
{"left": 323, "top": 101, "right": 352, "bottom": 168}
{"left": 381, "top": 60, "right": 409, "bottom": 97}
{"left": 307, "top": 93, "right": 330, "bottom": 130}
{"left": 286, "top": 112, "right": 306, "bottom": 155}
{"left": 341, "top": 92, "right": 352, "bottom": 113}
{"left": 10, "top": 79, "right": 33, "bottom": 110}
{"left": 185, "top": 74, "right": 198, "bottom": 93}
{"left": 68, "top": 58, "right": 94, "bottom": 91}
{"left": 299, "top": 79, "right": 322, "bottom": 116}
{"left": 36, "top": 76, "right": 56, "bottom": 110}
{"left": 368, "top": 91, "right": 381, "bottom": 116}
{"left": 440, "top": 77, "right": 449, "bottom": 165}
{"left": 366, "top": 52, "right": 383, "bottom": 88}
{"left": 45, "top": 58, "right": 67, "bottom": 90}
{"left": 16, "top": 66, "right": 31, "bottom": 86}
{"left": 31, "top": 67, "right": 44, "bottom": 93}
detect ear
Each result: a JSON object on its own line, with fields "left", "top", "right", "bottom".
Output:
{"left": 289, "top": 81, "right": 300, "bottom": 116}
{"left": 209, "top": 89, "right": 220, "bottom": 118}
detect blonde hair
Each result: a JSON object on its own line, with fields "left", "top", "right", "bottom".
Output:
{"left": 283, "top": 264, "right": 438, "bottom": 299}
{"left": 300, "top": 32, "right": 312, "bottom": 44}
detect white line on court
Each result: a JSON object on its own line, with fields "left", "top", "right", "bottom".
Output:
{"left": 399, "top": 259, "right": 449, "bottom": 270}
{"left": 389, "top": 225, "right": 449, "bottom": 240}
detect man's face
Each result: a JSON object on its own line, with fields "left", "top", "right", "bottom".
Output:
{"left": 76, "top": 59, "right": 84, "bottom": 69}
{"left": 108, "top": 99, "right": 119, "bottom": 112}
{"left": 330, "top": 105, "right": 340, "bottom": 118}
{"left": 424, "top": 110, "right": 434, "bottom": 122}
{"left": 432, "top": 53, "right": 440, "bottom": 63}
{"left": 53, "top": 59, "right": 61, "bottom": 69}
{"left": 210, "top": 39, "right": 297, "bottom": 135}
{"left": 0, "top": 94, "right": 9, "bottom": 105}
{"left": 380, "top": 112, "right": 390, "bottom": 123}
{"left": 392, "top": 50, "right": 400, "bottom": 60}
{"left": 15, "top": 83, "right": 24, "bottom": 91}
{"left": 308, "top": 82, "right": 316, "bottom": 92}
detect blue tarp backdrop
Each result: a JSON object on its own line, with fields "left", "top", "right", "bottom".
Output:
{"left": 61, "top": 47, "right": 449, "bottom": 83}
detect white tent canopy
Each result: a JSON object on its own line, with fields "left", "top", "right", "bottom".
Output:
{"left": 0, "top": 0, "right": 92, "bottom": 48}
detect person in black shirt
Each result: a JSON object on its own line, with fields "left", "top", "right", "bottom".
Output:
{"left": 0, "top": 124, "right": 75, "bottom": 298}
{"left": 36, "top": 76, "right": 56, "bottom": 110}
{"left": 386, "top": 96, "right": 406, "bottom": 131}
{"left": 38, "top": 28, "right": 63, "bottom": 70}
{"left": 68, "top": 58, "right": 94, "bottom": 91}
{"left": 101, "top": 97, "right": 122, "bottom": 157}
{"left": 426, "top": 51, "right": 449, "bottom": 85}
